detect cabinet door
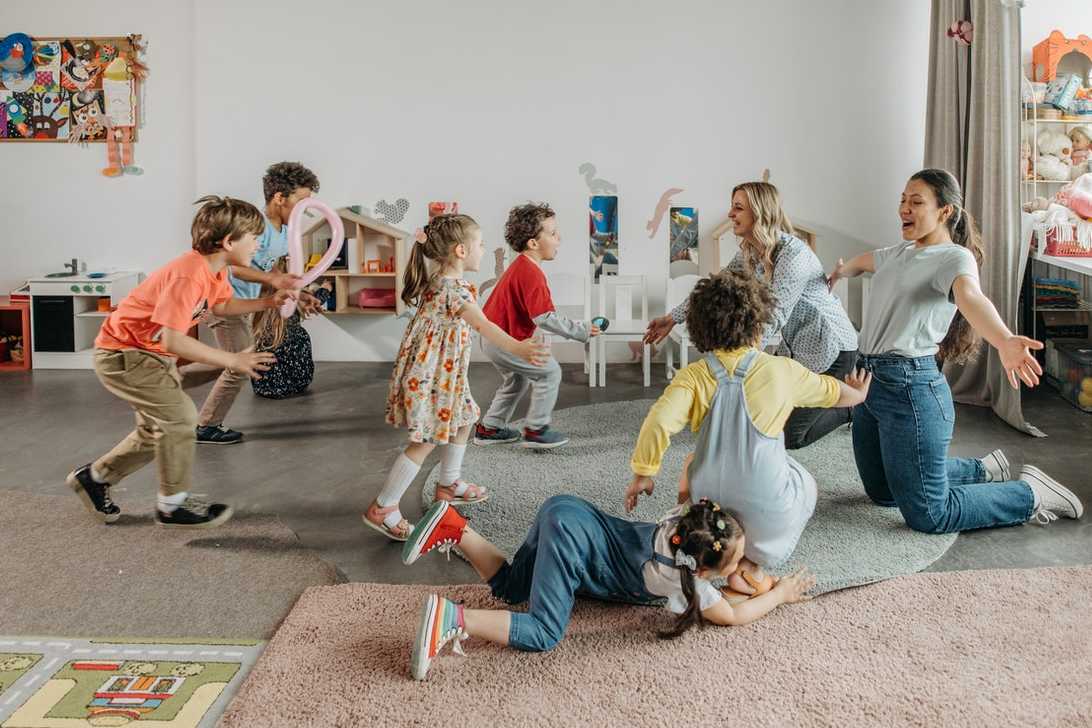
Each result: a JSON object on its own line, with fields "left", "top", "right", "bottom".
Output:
{"left": 32, "top": 296, "right": 75, "bottom": 352}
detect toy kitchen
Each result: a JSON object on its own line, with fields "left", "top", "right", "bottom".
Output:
{"left": 26, "top": 260, "right": 141, "bottom": 369}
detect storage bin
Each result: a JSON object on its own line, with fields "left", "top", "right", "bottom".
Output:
{"left": 1047, "top": 340, "right": 1092, "bottom": 412}
{"left": 357, "top": 288, "right": 396, "bottom": 308}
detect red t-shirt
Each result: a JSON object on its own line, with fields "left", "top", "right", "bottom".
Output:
{"left": 97, "top": 250, "right": 234, "bottom": 356}
{"left": 482, "top": 254, "right": 555, "bottom": 340}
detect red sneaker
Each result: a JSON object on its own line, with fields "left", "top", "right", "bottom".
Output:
{"left": 402, "top": 500, "right": 468, "bottom": 565}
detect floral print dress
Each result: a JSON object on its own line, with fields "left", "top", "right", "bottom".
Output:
{"left": 386, "top": 277, "right": 480, "bottom": 444}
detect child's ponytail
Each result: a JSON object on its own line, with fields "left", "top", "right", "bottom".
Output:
{"left": 658, "top": 499, "right": 743, "bottom": 641}
{"left": 401, "top": 214, "right": 480, "bottom": 308}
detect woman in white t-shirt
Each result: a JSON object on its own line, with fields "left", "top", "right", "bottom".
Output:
{"left": 398, "top": 495, "right": 814, "bottom": 680}
{"left": 828, "top": 169, "right": 1083, "bottom": 533}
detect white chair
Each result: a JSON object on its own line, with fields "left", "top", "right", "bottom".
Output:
{"left": 590, "top": 273, "right": 650, "bottom": 387}
{"left": 543, "top": 271, "right": 597, "bottom": 387}
{"left": 664, "top": 274, "right": 700, "bottom": 380}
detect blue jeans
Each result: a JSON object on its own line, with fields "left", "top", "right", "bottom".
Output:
{"left": 852, "top": 355, "right": 1034, "bottom": 533}
{"left": 488, "top": 495, "right": 659, "bottom": 652}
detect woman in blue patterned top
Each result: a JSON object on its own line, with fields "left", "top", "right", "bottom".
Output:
{"left": 645, "top": 182, "right": 858, "bottom": 449}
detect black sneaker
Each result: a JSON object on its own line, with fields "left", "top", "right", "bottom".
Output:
{"left": 155, "top": 495, "right": 234, "bottom": 529}
{"left": 521, "top": 425, "right": 570, "bottom": 450}
{"left": 66, "top": 464, "right": 121, "bottom": 523}
{"left": 195, "top": 424, "right": 243, "bottom": 445}
{"left": 472, "top": 423, "right": 522, "bottom": 446}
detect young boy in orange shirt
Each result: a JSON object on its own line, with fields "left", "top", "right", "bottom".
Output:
{"left": 66, "top": 196, "right": 297, "bottom": 528}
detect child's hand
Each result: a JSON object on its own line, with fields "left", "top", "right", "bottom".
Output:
{"left": 773, "top": 567, "right": 816, "bottom": 604}
{"left": 297, "top": 290, "right": 323, "bottom": 318}
{"left": 589, "top": 324, "right": 601, "bottom": 338}
{"left": 269, "top": 272, "right": 303, "bottom": 291}
{"left": 845, "top": 368, "right": 872, "bottom": 400}
{"left": 515, "top": 337, "right": 550, "bottom": 366}
{"left": 270, "top": 289, "right": 299, "bottom": 308}
{"left": 229, "top": 347, "right": 276, "bottom": 380}
{"left": 677, "top": 452, "right": 694, "bottom": 504}
{"left": 624, "top": 475, "right": 655, "bottom": 513}
{"left": 826, "top": 258, "right": 846, "bottom": 291}
{"left": 644, "top": 315, "right": 676, "bottom": 345}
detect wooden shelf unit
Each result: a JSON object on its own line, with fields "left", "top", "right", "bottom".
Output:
{"left": 300, "top": 208, "right": 409, "bottom": 316}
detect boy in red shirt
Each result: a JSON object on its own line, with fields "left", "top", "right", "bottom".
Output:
{"left": 66, "top": 196, "right": 296, "bottom": 528}
{"left": 476, "top": 203, "right": 599, "bottom": 449}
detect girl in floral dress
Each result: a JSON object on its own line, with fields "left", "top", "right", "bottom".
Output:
{"left": 364, "top": 214, "right": 549, "bottom": 541}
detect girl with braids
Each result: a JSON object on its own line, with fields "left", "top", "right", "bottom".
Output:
{"left": 400, "top": 494, "right": 815, "bottom": 680}
{"left": 364, "top": 214, "right": 549, "bottom": 541}
{"left": 828, "top": 169, "right": 1082, "bottom": 533}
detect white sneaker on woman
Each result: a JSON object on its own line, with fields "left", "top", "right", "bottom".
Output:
{"left": 981, "top": 449, "right": 1011, "bottom": 482}
{"left": 1021, "top": 465, "right": 1083, "bottom": 524}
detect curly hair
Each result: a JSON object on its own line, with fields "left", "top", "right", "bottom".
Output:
{"left": 504, "top": 202, "right": 554, "bottom": 252}
{"left": 262, "top": 161, "right": 320, "bottom": 203}
{"left": 190, "top": 195, "right": 265, "bottom": 254}
{"left": 686, "top": 269, "right": 776, "bottom": 353}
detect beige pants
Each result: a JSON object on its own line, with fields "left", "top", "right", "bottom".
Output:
{"left": 92, "top": 349, "right": 197, "bottom": 497}
{"left": 196, "top": 313, "right": 253, "bottom": 427}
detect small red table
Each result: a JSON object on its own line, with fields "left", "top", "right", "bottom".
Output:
{"left": 0, "top": 296, "right": 32, "bottom": 371}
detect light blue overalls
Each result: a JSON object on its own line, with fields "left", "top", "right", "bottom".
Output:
{"left": 686, "top": 351, "right": 818, "bottom": 567}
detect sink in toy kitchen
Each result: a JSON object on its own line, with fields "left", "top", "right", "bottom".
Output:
{"left": 44, "top": 271, "right": 78, "bottom": 278}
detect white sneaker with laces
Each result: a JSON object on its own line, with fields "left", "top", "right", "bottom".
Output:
{"left": 981, "top": 449, "right": 1011, "bottom": 482}
{"left": 1021, "top": 465, "right": 1083, "bottom": 524}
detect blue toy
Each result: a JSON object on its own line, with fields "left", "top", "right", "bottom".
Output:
{"left": 0, "top": 34, "right": 34, "bottom": 75}
{"left": 592, "top": 316, "right": 610, "bottom": 332}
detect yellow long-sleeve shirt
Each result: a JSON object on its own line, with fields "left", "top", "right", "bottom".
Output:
{"left": 630, "top": 347, "right": 841, "bottom": 476}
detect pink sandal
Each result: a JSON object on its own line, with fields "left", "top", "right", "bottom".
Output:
{"left": 362, "top": 502, "right": 411, "bottom": 542}
{"left": 433, "top": 480, "right": 489, "bottom": 505}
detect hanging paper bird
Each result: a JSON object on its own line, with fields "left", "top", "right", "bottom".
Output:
{"left": 946, "top": 20, "right": 973, "bottom": 47}
{"left": 0, "top": 34, "right": 34, "bottom": 74}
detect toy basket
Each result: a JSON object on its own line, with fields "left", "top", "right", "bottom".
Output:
{"left": 357, "top": 288, "right": 396, "bottom": 309}
{"left": 1041, "top": 227, "right": 1092, "bottom": 257}
{"left": 1046, "top": 340, "right": 1092, "bottom": 413}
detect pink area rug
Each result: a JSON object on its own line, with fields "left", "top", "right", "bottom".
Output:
{"left": 221, "top": 567, "right": 1092, "bottom": 727}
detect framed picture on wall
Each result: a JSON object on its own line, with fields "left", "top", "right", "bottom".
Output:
{"left": 668, "top": 206, "right": 699, "bottom": 278}
{"left": 589, "top": 195, "right": 618, "bottom": 281}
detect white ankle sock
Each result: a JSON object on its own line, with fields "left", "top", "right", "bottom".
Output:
{"left": 90, "top": 465, "right": 107, "bottom": 484}
{"left": 158, "top": 491, "right": 188, "bottom": 514}
{"left": 376, "top": 454, "right": 421, "bottom": 527}
{"left": 438, "top": 444, "right": 466, "bottom": 487}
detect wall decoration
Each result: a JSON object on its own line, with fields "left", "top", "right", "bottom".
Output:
{"left": 578, "top": 162, "right": 617, "bottom": 194}
{"left": 589, "top": 195, "right": 619, "bottom": 281}
{"left": 416, "top": 201, "right": 459, "bottom": 242}
{"left": 1, "top": 34, "right": 142, "bottom": 144}
{"left": 478, "top": 247, "right": 508, "bottom": 299}
{"left": 668, "top": 206, "right": 699, "bottom": 277}
{"left": 646, "top": 187, "right": 683, "bottom": 238}
{"left": 374, "top": 197, "right": 409, "bottom": 224}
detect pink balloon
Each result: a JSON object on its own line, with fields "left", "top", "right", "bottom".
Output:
{"left": 280, "top": 198, "right": 345, "bottom": 318}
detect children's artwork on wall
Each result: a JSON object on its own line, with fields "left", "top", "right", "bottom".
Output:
{"left": 0, "top": 94, "right": 6, "bottom": 137}
{"left": 668, "top": 206, "right": 699, "bottom": 277}
{"left": 1, "top": 35, "right": 141, "bottom": 144}
{"left": 375, "top": 198, "right": 409, "bottom": 224}
{"left": 4, "top": 92, "right": 32, "bottom": 137}
{"left": 647, "top": 187, "right": 683, "bottom": 238}
{"left": 579, "top": 162, "right": 618, "bottom": 194}
{"left": 590, "top": 195, "right": 619, "bottom": 281}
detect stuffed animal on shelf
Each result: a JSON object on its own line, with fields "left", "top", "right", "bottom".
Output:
{"left": 1069, "top": 125, "right": 1091, "bottom": 169}
{"left": 1021, "top": 139, "right": 1034, "bottom": 179}
{"left": 1036, "top": 129, "right": 1073, "bottom": 181}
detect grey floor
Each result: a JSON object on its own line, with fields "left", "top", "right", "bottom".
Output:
{"left": 2, "top": 361, "right": 1090, "bottom": 586}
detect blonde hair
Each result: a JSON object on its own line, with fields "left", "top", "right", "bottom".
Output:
{"left": 1069, "top": 125, "right": 1092, "bottom": 146}
{"left": 190, "top": 195, "right": 264, "bottom": 254}
{"left": 402, "top": 214, "right": 479, "bottom": 307}
{"left": 251, "top": 256, "right": 290, "bottom": 351}
{"left": 731, "top": 182, "right": 797, "bottom": 279}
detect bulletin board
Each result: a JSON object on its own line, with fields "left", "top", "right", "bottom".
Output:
{"left": 0, "top": 34, "right": 142, "bottom": 143}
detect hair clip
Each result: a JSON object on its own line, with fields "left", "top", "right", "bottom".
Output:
{"left": 712, "top": 541, "right": 723, "bottom": 552}
{"left": 674, "top": 550, "right": 697, "bottom": 571}
{"left": 670, "top": 534, "right": 681, "bottom": 546}
{"left": 712, "top": 504, "right": 721, "bottom": 512}
{"left": 716, "top": 519, "right": 726, "bottom": 531}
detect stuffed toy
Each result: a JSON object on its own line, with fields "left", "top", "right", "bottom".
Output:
{"left": 1069, "top": 125, "right": 1091, "bottom": 168}
{"left": 1036, "top": 129, "right": 1073, "bottom": 181}
{"left": 1021, "top": 139, "right": 1033, "bottom": 179}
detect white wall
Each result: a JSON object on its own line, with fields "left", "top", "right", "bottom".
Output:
{"left": 0, "top": 1, "right": 196, "bottom": 296}
{"left": 4, "top": 1, "right": 932, "bottom": 362}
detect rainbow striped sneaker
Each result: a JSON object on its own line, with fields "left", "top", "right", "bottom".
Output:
{"left": 411, "top": 594, "right": 469, "bottom": 681}
{"left": 402, "top": 500, "right": 467, "bottom": 566}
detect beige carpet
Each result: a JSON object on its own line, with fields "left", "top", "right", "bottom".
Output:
{"left": 0, "top": 492, "right": 340, "bottom": 640}
{"left": 220, "top": 567, "right": 1092, "bottom": 727}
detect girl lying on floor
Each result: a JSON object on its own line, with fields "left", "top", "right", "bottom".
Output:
{"left": 400, "top": 493, "right": 815, "bottom": 680}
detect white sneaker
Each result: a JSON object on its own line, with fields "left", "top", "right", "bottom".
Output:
{"left": 1022, "top": 465, "right": 1084, "bottom": 524}
{"left": 981, "top": 449, "right": 1011, "bottom": 482}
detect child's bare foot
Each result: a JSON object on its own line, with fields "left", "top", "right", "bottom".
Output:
{"left": 362, "top": 501, "right": 411, "bottom": 542}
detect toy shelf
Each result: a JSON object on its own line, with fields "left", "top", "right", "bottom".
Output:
{"left": 300, "top": 208, "right": 409, "bottom": 316}
{"left": 0, "top": 296, "right": 31, "bottom": 371}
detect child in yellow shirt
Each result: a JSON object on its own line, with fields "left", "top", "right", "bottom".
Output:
{"left": 625, "top": 270, "right": 871, "bottom": 595}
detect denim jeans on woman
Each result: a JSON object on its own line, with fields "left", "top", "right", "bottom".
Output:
{"left": 851, "top": 354, "right": 1034, "bottom": 533}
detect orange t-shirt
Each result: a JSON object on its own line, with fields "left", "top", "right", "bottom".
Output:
{"left": 97, "top": 250, "right": 234, "bottom": 356}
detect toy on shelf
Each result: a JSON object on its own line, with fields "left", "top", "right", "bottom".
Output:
{"left": 1037, "top": 129, "right": 1073, "bottom": 181}
{"left": 1070, "top": 125, "right": 1091, "bottom": 168}
{"left": 1032, "top": 31, "right": 1092, "bottom": 83}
